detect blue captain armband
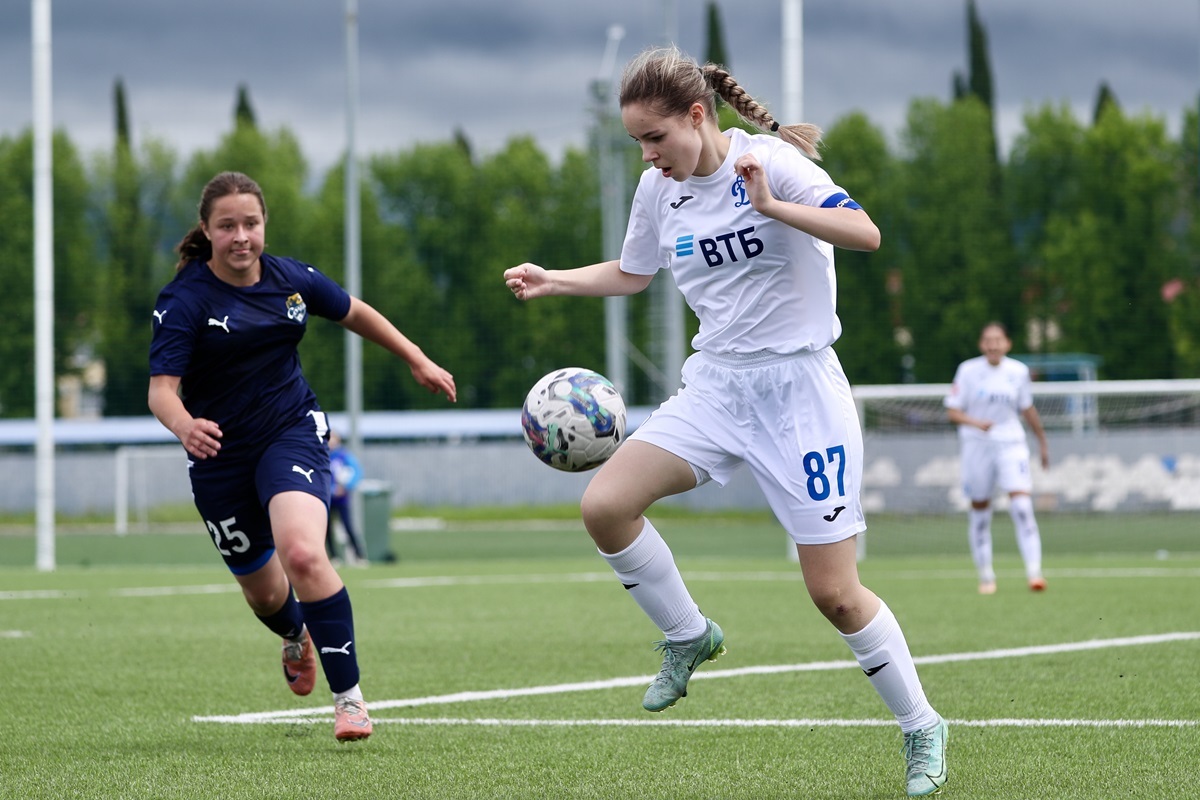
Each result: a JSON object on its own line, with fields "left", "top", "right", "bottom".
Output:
{"left": 820, "top": 192, "right": 862, "bottom": 210}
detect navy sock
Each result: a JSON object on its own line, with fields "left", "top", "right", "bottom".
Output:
{"left": 300, "top": 587, "right": 360, "bottom": 694}
{"left": 254, "top": 585, "right": 305, "bottom": 640}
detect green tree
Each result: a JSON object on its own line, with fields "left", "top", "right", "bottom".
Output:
{"left": 370, "top": 140, "right": 487, "bottom": 405}
{"left": 1167, "top": 102, "right": 1200, "bottom": 375}
{"left": 820, "top": 113, "right": 905, "bottom": 384}
{"left": 234, "top": 84, "right": 257, "bottom": 129}
{"left": 953, "top": 0, "right": 994, "bottom": 113}
{"left": 0, "top": 131, "right": 96, "bottom": 417}
{"left": 1005, "top": 103, "right": 1086, "bottom": 355}
{"left": 704, "top": 2, "right": 730, "bottom": 69}
{"left": 92, "top": 79, "right": 178, "bottom": 416}
{"left": 894, "top": 97, "right": 1020, "bottom": 381}
{"left": 1035, "top": 106, "right": 1181, "bottom": 377}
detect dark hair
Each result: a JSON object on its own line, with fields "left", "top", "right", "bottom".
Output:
{"left": 174, "top": 171, "right": 268, "bottom": 270}
{"left": 618, "top": 46, "right": 822, "bottom": 160}
{"left": 980, "top": 321, "right": 1010, "bottom": 339}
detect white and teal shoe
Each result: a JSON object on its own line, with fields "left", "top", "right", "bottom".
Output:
{"left": 903, "top": 715, "right": 949, "bottom": 796}
{"left": 641, "top": 618, "right": 726, "bottom": 712}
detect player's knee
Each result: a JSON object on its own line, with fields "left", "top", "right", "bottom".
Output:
{"left": 807, "top": 584, "right": 863, "bottom": 623}
{"left": 276, "top": 539, "right": 327, "bottom": 583}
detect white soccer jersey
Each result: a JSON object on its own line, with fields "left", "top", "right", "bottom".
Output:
{"left": 944, "top": 356, "right": 1034, "bottom": 443}
{"left": 619, "top": 128, "right": 856, "bottom": 355}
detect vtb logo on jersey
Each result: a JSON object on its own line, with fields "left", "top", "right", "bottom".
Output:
{"left": 286, "top": 293, "right": 307, "bottom": 323}
{"left": 675, "top": 226, "right": 764, "bottom": 268}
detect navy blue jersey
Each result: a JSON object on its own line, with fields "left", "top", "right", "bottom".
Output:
{"left": 149, "top": 253, "right": 352, "bottom": 457}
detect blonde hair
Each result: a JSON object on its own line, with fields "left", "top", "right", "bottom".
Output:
{"left": 618, "top": 46, "right": 822, "bottom": 160}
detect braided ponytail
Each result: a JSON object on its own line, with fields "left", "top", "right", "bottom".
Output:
{"left": 700, "top": 63, "right": 822, "bottom": 160}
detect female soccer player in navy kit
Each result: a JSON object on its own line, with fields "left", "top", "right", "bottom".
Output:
{"left": 504, "top": 47, "right": 947, "bottom": 796}
{"left": 945, "top": 322, "right": 1049, "bottom": 595}
{"left": 149, "top": 171, "right": 456, "bottom": 742}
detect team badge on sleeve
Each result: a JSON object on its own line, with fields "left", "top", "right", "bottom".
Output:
{"left": 286, "top": 293, "right": 307, "bottom": 323}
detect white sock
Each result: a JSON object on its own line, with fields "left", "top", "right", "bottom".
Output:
{"left": 968, "top": 507, "right": 994, "bottom": 583}
{"left": 1009, "top": 494, "right": 1043, "bottom": 579}
{"left": 333, "top": 683, "right": 363, "bottom": 703}
{"left": 840, "top": 601, "right": 939, "bottom": 733}
{"left": 600, "top": 518, "right": 706, "bottom": 641}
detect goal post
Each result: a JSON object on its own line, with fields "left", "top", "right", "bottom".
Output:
{"left": 849, "top": 377, "right": 1200, "bottom": 560}
{"left": 114, "top": 445, "right": 191, "bottom": 535}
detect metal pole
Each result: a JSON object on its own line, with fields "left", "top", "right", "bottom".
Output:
{"left": 659, "top": 0, "right": 685, "bottom": 397}
{"left": 32, "top": 0, "right": 55, "bottom": 572}
{"left": 597, "top": 26, "right": 629, "bottom": 396}
{"left": 782, "top": 0, "right": 803, "bottom": 125}
{"left": 344, "top": 0, "right": 365, "bottom": 535}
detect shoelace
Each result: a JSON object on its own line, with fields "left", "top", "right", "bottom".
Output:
{"left": 651, "top": 640, "right": 688, "bottom": 675}
{"left": 336, "top": 697, "right": 367, "bottom": 717}
{"left": 902, "top": 729, "right": 935, "bottom": 773}
{"left": 282, "top": 639, "right": 305, "bottom": 662}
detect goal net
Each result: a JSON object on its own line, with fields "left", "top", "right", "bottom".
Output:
{"left": 853, "top": 378, "right": 1200, "bottom": 558}
{"left": 113, "top": 445, "right": 192, "bottom": 534}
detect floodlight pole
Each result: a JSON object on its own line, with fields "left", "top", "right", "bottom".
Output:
{"left": 32, "top": 0, "right": 55, "bottom": 572}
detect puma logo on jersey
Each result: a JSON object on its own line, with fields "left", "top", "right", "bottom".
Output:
{"left": 291, "top": 465, "right": 314, "bottom": 483}
{"left": 207, "top": 315, "right": 230, "bottom": 333}
{"left": 152, "top": 309, "right": 167, "bottom": 324}
{"left": 670, "top": 195, "right": 694, "bottom": 210}
{"left": 320, "top": 640, "right": 353, "bottom": 655}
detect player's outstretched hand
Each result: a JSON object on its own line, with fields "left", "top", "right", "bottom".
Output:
{"left": 177, "top": 417, "right": 223, "bottom": 460}
{"left": 411, "top": 357, "right": 457, "bottom": 403}
{"left": 504, "top": 263, "right": 549, "bottom": 301}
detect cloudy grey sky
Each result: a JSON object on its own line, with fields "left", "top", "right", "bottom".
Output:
{"left": 0, "top": 0, "right": 1196, "bottom": 180}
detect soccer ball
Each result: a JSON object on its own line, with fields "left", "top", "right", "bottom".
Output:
{"left": 521, "top": 367, "right": 627, "bottom": 472}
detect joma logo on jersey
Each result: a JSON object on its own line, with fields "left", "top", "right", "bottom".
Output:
{"left": 286, "top": 293, "right": 307, "bottom": 323}
{"left": 676, "top": 226, "right": 764, "bottom": 268}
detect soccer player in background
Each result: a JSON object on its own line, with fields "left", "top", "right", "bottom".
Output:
{"left": 504, "top": 46, "right": 948, "bottom": 797}
{"left": 148, "top": 171, "right": 456, "bottom": 741}
{"left": 945, "top": 321, "right": 1050, "bottom": 595}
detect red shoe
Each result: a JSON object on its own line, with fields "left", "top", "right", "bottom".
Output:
{"left": 334, "top": 697, "right": 373, "bottom": 741}
{"left": 281, "top": 629, "right": 317, "bottom": 696}
{"left": 1029, "top": 577, "right": 1047, "bottom": 592}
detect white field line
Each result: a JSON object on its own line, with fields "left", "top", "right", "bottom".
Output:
{"left": 217, "top": 716, "right": 1200, "bottom": 729}
{"left": 6, "top": 567, "right": 1200, "bottom": 602}
{"left": 193, "top": 631, "right": 1200, "bottom": 725}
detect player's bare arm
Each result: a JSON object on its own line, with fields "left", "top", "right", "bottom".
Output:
{"left": 734, "top": 153, "right": 881, "bottom": 252}
{"left": 147, "top": 374, "right": 223, "bottom": 459}
{"left": 504, "top": 260, "right": 654, "bottom": 300}
{"left": 338, "top": 297, "right": 457, "bottom": 402}
{"left": 1022, "top": 406, "right": 1051, "bottom": 468}
{"left": 947, "top": 407, "right": 993, "bottom": 432}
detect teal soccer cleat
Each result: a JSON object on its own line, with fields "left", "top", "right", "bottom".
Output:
{"left": 642, "top": 618, "right": 726, "bottom": 712}
{"left": 903, "top": 715, "right": 949, "bottom": 796}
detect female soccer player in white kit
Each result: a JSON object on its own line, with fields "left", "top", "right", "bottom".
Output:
{"left": 504, "top": 46, "right": 947, "bottom": 797}
{"left": 945, "top": 322, "right": 1049, "bottom": 595}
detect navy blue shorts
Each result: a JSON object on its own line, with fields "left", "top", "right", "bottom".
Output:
{"left": 188, "top": 412, "right": 332, "bottom": 575}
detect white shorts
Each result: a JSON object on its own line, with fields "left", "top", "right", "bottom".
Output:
{"left": 959, "top": 438, "right": 1033, "bottom": 501}
{"left": 630, "top": 348, "right": 866, "bottom": 545}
